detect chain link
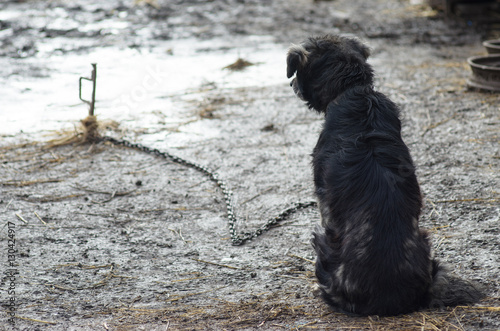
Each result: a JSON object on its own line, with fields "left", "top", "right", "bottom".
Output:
{"left": 100, "top": 136, "right": 316, "bottom": 246}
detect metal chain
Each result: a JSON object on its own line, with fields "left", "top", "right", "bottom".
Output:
{"left": 100, "top": 136, "right": 316, "bottom": 246}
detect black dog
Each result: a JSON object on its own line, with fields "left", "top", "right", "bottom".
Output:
{"left": 287, "top": 35, "right": 482, "bottom": 316}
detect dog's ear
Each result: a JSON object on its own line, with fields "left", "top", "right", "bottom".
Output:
{"left": 346, "top": 38, "right": 370, "bottom": 60}
{"left": 287, "top": 44, "right": 309, "bottom": 78}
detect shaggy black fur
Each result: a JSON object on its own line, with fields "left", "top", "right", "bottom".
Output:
{"left": 287, "top": 35, "right": 482, "bottom": 316}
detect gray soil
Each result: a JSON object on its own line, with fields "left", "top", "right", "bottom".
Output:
{"left": 0, "top": 0, "right": 499, "bottom": 330}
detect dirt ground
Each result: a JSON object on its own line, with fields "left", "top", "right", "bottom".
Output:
{"left": 1, "top": 0, "right": 499, "bottom": 330}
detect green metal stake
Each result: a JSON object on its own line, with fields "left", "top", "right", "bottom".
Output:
{"left": 79, "top": 63, "right": 97, "bottom": 116}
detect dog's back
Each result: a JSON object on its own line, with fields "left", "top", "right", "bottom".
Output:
{"left": 312, "top": 86, "right": 432, "bottom": 315}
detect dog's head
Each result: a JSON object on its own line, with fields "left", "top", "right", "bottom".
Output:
{"left": 287, "top": 35, "right": 373, "bottom": 112}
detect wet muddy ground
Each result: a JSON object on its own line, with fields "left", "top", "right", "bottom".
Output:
{"left": 1, "top": 0, "right": 499, "bottom": 330}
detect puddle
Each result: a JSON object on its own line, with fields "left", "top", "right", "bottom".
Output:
{"left": 0, "top": 36, "right": 289, "bottom": 146}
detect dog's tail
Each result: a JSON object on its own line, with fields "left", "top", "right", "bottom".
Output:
{"left": 428, "top": 260, "right": 484, "bottom": 309}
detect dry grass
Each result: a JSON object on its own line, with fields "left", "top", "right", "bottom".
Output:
{"left": 103, "top": 295, "right": 499, "bottom": 330}
{"left": 44, "top": 116, "right": 120, "bottom": 148}
{"left": 223, "top": 58, "right": 255, "bottom": 71}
